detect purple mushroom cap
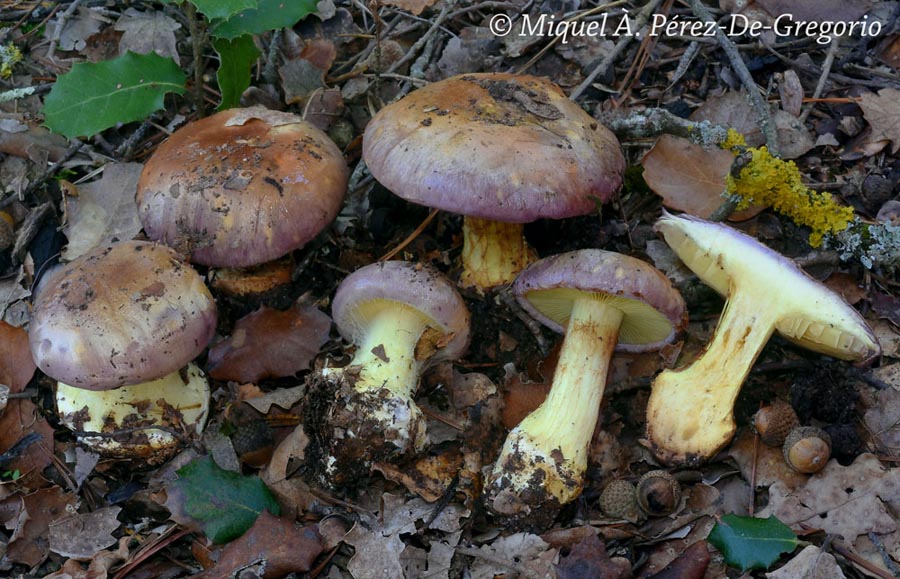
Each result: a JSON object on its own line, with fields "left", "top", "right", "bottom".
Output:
{"left": 513, "top": 249, "right": 688, "bottom": 353}
{"left": 136, "top": 107, "right": 349, "bottom": 268}
{"left": 332, "top": 261, "right": 470, "bottom": 363}
{"left": 362, "top": 73, "right": 625, "bottom": 223}
{"left": 29, "top": 241, "right": 218, "bottom": 390}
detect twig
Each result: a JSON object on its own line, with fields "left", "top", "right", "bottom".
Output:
{"left": 385, "top": 2, "right": 451, "bottom": 75}
{"left": 685, "top": 0, "right": 779, "bottom": 157}
{"left": 830, "top": 539, "right": 896, "bottom": 579}
{"left": 596, "top": 107, "right": 728, "bottom": 147}
{"left": 499, "top": 286, "right": 549, "bottom": 355}
{"left": 666, "top": 41, "right": 702, "bottom": 89}
{"left": 17, "top": 140, "right": 85, "bottom": 201}
{"left": 798, "top": 37, "right": 840, "bottom": 124}
{"left": 868, "top": 532, "right": 900, "bottom": 576}
{"left": 379, "top": 208, "right": 439, "bottom": 261}
{"left": 185, "top": 2, "right": 206, "bottom": 117}
{"left": 262, "top": 29, "right": 283, "bottom": 85}
{"left": 12, "top": 202, "right": 55, "bottom": 265}
{"left": 569, "top": 0, "right": 663, "bottom": 101}
{"left": 46, "top": 0, "right": 84, "bottom": 61}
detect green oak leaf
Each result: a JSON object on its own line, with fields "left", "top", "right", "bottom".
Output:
{"left": 211, "top": 0, "right": 318, "bottom": 40}
{"left": 42, "top": 52, "right": 185, "bottom": 138}
{"left": 213, "top": 35, "right": 260, "bottom": 110}
{"left": 166, "top": 456, "right": 280, "bottom": 544}
{"left": 708, "top": 514, "right": 798, "bottom": 572}
{"left": 188, "top": 0, "right": 257, "bottom": 21}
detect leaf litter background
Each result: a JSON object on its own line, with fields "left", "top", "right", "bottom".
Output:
{"left": 0, "top": 0, "right": 899, "bottom": 577}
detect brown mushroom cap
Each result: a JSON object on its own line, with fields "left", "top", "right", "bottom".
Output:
{"left": 29, "top": 241, "right": 217, "bottom": 390}
{"left": 513, "top": 249, "right": 687, "bottom": 353}
{"left": 362, "top": 73, "right": 624, "bottom": 222}
{"left": 332, "top": 261, "right": 470, "bottom": 363}
{"left": 136, "top": 107, "right": 349, "bottom": 268}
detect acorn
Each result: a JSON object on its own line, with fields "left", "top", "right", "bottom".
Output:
{"left": 598, "top": 479, "right": 641, "bottom": 522}
{"left": 783, "top": 426, "right": 831, "bottom": 474}
{"left": 636, "top": 470, "right": 681, "bottom": 517}
{"left": 753, "top": 400, "right": 799, "bottom": 447}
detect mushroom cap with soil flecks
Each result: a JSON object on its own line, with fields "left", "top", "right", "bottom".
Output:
{"left": 362, "top": 73, "right": 625, "bottom": 289}
{"left": 136, "top": 107, "right": 349, "bottom": 268}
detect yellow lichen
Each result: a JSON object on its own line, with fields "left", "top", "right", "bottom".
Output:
{"left": 720, "top": 129, "right": 854, "bottom": 247}
{"left": 0, "top": 44, "right": 22, "bottom": 79}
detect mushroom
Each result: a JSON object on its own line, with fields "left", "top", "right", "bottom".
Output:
{"left": 362, "top": 73, "right": 624, "bottom": 290}
{"left": 320, "top": 261, "right": 470, "bottom": 485}
{"left": 28, "top": 241, "right": 217, "bottom": 463}
{"left": 486, "top": 249, "right": 687, "bottom": 525}
{"left": 136, "top": 106, "right": 348, "bottom": 277}
{"left": 645, "top": 212, "right": 881, "bottom": 466}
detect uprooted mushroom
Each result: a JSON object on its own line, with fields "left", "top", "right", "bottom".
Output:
{"left": 487, "top": 249, "right": 686, "bottom": 526}
{"left": 316, "top": 261, "right": 470, "bottom": 486}
{"left": 28, "top": 241, "right": 217, "bottom": 464}
{"left": 645, "top": 212, "right": 881, "bottom": 466}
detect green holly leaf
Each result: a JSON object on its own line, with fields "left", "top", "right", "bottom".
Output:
{"left": 43, "top": 51, "right": 185, "bottom": 138}
{"left": 211, "top": 0, "right": 318, "bottom": 40}
{"left": 166, "top": 456, "right": 280, "bottom": 544}
{"left": 188, "top": 0, "right": 257, "bottom": 21}
{"left": 708, "top": 514, "right": 798, "bottom": 572}
{"left": 213, "top": 35, "right": 260, "bottom": 110}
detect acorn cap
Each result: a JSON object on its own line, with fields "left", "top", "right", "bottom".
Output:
{"left": 137, "top": 107, "right": 348, "bottom": 268}
{"left": 754, "top": 401, "right": 800, "bottom": 447}
{"left": 599, "top": 479, "right": 641, "bottom": 522}
{"left": 783, "top": 426, "right": 832, "bottom": 474}
{"left": 636, "top": 470, "right": 681, "bottom": 516}
{"left": 362, "top": 73, "right": 624, "bottom": 223}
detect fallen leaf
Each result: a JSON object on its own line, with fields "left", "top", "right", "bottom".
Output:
{"left": 0, "top": 399, "right": 55, "bottom": 488}
{"left": 164, "top": 456, "right": 281, "bottom": 544}
{"left": 380, "top": 0, "right": 439, "bottom": 16}
{"left": 6, "top": 486, "right": 78, "bottom": 567}
{"left": 114, "top": 8, "right": 181, "bottom": 64}
{"left": 556, "top": 532, "right": 630, "bottom": 579}
{"left": 728, "top": 429, "right": 809, "bottom": 490}
{"left": 859, "top": 88, "right": 900, "bottom": 154}
{"left": 48, "top": 506, "right": 122, "bottom": 560}
{"left": 61, "top": 163, "right": 144, "bottom": 260}
{"left": 863, "top": 387, "right": 900, "bottom": 454}
{"left": 208, "top": 510, "right": 323, "bottom": 579}
{"left": 207, "top": 303, "right": 331, "bottom": 382}
{"left": 765, "top": 544, "right": 846, "bottom": 578}
{"left": 641, "top": 134, "right": 737, "bottom": 219}
{"left": 44, "top": 536, "right": 130, "bottom": 579}
{"left": 44, "top": 6, "right": 103, "bottom": 52}
{"left": 760, "top": 453, "right": 900, "bottom": 559}
{"left": 243, "top": 385, "right": 307, "bottom": 414}
{"left": 0, "top": 321, "right": 35, "bottom": 394}
{"left": 823, "top": 272, "right": 867, "bottom": 305}
{"left": 468, "top": 532, "right": 558, "bottom": 579}
{"left": 646, "top": 540, "right": 711, "bottom": 579}
{"left": 707, "top": 514, "right": 798, "bottom": 572}
{"left": 778, "top": 70, "right": 803, "bottom": 118}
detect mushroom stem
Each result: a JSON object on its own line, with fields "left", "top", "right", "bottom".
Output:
{"left": 56, "top": 364, "right": 210, "bottom": 463}
{"left": 460, "top": 217, "right": 537, "bottom": 290}
{"left": 490, "top": 296, "right": 623, "bottom": 509}
{"left": 346, "top": 303, "right": 430, "bottom": 398}
{"left": 647, "top": 288, "right": 779, "bottom": 465}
